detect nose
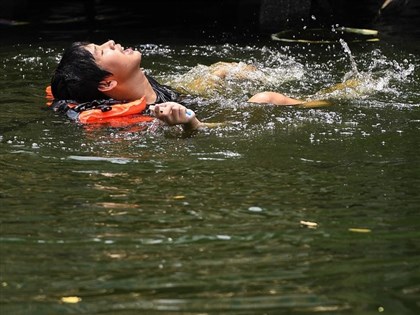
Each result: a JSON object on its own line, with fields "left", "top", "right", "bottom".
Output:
{"left": 101, "top": 40, "right": 115, "bottom": 49}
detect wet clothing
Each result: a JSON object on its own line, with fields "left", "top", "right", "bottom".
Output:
{"left": 146, "top": 73, "right": 180, "bottom": 104}
{"left": 146, "top": 73, "right": 198, "bottom": 110}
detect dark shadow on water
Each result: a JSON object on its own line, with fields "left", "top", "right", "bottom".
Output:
{"left": 0, "top": 0, "right": 419, "bottom": 49}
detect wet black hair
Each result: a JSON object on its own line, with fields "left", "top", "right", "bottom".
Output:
{"left": 51, "top": 42, "right": 112, "bottom": 102}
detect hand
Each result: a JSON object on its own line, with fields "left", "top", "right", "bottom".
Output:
{"left": 153, "top": 102, "right": 203, "bottom": 131}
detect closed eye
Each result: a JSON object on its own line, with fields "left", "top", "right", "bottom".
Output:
{"left": 93, "top": 45, "right": 103, "bottom": 57}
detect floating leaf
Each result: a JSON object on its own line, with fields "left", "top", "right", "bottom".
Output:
{"left": 300, "top": 220, "right": 318, "bottom": 228}
{"left": 61, "top": 296, "right": 82, "bottom": 303}
{"left": 348, "top": 228, "right": 371, "bottom": 233}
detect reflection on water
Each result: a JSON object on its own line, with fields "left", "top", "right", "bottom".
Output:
{"left": 1, "top": 30, "right": 420, "bottom": 315}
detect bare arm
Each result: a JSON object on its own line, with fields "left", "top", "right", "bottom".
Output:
{"left": 248, "top": 91, "right": 333, "bottom": 108}
{"left": 248, "top": 91, "right": 303, "bottom": 105}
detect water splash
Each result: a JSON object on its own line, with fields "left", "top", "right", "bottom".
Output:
{"left": 309, "top": 41, "right": 416, "bottom": 102}
{"left": 162, "top": 45, "right": 305, "bottom": 103}
{"left": 339, "top": 38, "right": 359, "bottom": 80}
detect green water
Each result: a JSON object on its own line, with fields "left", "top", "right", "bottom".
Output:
{"left": 0, "top": 31, "right": 419, "bottom": 315}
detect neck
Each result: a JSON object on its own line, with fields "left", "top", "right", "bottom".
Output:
{"left": 108, "top": 69, "right": 156, "bottom": 103}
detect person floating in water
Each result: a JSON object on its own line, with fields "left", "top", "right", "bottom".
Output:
{"left": 50, "top": 39, "right": 320, "bottom": 130}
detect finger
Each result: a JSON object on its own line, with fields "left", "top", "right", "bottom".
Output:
{"left": 153, "top": 105, "right": 161, "bottom": 117}
{"left": 172, "top": 106, "right": 181, "bottom": 120}
{"left": 162, "top": 105, "right": 176, "bottom": 124}
{"left": 177, "top": 106, "right": 188, "bottom": 122}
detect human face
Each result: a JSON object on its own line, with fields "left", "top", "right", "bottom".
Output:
{"left": 84, "top": 40, "right": 141, "bottom": 80}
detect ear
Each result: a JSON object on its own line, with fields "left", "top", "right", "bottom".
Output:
{"left": 98, "top": 80, "right": 117, "bottom": 92}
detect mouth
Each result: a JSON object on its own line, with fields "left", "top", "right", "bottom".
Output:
{"left": 122, "top": 46, "right": 134, "bottom": 55}
{"left": 114, "top": 43, "right": 131, "bottom": 54}
{"left": 127, "top": 48, "right": 134, "bottom": 54}
{"left": 113, "top": 42, "right": 136, "bottom": 55}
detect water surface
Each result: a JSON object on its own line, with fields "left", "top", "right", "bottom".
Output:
{"left": 0, "top": 28, "right": 419, "bottom": 315}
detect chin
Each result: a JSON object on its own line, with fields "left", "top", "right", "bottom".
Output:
{"left": 130, "top": 51, "right": 141, "bottom": 66}
{"left": 135, "top": 51, "right": 142, "bottom": 64}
